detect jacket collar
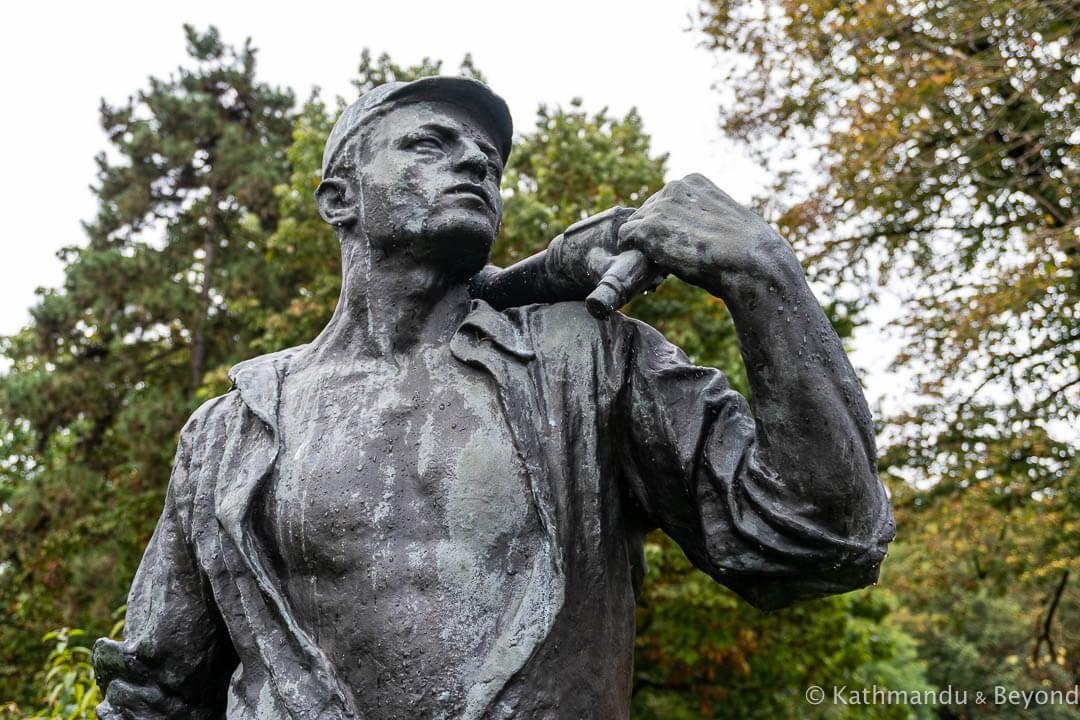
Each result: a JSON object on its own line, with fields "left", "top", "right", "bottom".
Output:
{"left": 227, "top": 345, "right": 303, "bottom": 435}
{"left": 226, "top": 300, "right": 536, "bottom": 433}
{"left": 454, "top": 299, "right": 537, "bottom": 361}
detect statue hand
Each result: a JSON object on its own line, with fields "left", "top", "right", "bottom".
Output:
{"left": 617, "top": 174, "right": 799, "bottom": 297}
{"left": 470, "top": 206, "right": 664, "bottom": 317}
{"left": 543, "top": 207, "right": 665, "bottom": 318}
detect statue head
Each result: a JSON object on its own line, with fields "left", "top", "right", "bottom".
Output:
{"left": 317, "top": 77, "right": 513, "bottom": 279}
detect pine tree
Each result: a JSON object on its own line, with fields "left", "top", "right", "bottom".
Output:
{"left": 0, "top": 25, "right": 295, "bottom": 703}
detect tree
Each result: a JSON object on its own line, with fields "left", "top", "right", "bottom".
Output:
{"left": 0, "top": 25, "right": 296, "bottom": 703}
{"left": 696, "top": 0, "right": 1080, "bottom": 713}
{"left": 632, "top": 535, "right": 933, "bottom": 720}
{"left": 697, "top": 0, "right": 1079, "bottom": 486}
{"left": 698, "top": 0, "right": 1078, "bottom": 472}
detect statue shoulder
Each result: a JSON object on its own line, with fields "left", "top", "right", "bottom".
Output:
{"left": 175, "top": 344, "right": 309, "bottom": 446}
{"left": 227, "top": 344, "right": 308, "bottom": 388}
{"left": 468, "top": 299, "right": 684, "bottom": 372}
{"left": 524, "top": 301, "right": 646, "bottom": 352}
{"left": 176, "top": 390, "right": 243, "bottom": 450}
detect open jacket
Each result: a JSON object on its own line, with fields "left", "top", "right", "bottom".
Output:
{"left": 93, "top": 299, "right": 894, "bottom": 719}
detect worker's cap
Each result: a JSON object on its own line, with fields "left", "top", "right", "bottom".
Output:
{"left": 322, "top": 76, "right": 513, "bottom": 177}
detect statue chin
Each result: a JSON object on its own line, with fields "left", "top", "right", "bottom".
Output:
{"left": 417, "top": 216, "right": 496, "bottom": 279}
{"left": 350, "top": 214, "right": 495, "bottom": 281}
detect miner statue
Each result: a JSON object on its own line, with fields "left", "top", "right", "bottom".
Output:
{"left": 93, "top": 76, "right": 894, "bottom": 719}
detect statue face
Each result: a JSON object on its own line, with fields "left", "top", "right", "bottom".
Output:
{"left": 356, "top": 100, "right": 504, "bottom": 278}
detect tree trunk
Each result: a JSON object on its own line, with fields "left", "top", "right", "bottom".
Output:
{"left": 191, "top": 188, "right": 218, "bottom": 391}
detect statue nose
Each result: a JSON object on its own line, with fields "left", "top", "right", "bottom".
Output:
{"left": 455, "top": 143, "right": 489, "bottom": 182}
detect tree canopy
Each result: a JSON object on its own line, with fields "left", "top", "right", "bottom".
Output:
{"left": 697, "top": 0, "right": 1080, "bottom": 715}
{"left": 698, "top": 0, "right": 1078, "bottom": 485}
{"left": 0, "top": 25, "right": 296, "bottom": 704}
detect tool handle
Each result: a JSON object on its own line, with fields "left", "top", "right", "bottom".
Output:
{"left": 584, "top": 249, "right": 653, "bottom": 319}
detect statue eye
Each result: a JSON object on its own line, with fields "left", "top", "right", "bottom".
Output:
{"left": 409, "top": 135, "right": 444, "bottom": 152}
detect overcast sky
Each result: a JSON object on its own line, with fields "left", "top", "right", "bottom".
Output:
{"left": 0, "top": 0, "right": 904, "bottom": 402}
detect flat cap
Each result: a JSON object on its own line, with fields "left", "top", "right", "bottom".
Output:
{"left": 322, "top": 76, "right": 513, "bottom": 177}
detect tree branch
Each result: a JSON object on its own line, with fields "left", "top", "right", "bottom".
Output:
{"left": 1032, "top": 569, "right": 1069, "bottom": 665}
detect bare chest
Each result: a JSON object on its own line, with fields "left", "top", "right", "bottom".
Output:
{"left": 266, "top": 352, "right": 542, "bottom": 715}
{"left": 271, "top": 354, "right": 533, "bottom": 570}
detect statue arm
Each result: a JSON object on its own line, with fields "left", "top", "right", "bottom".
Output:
{"left": 93, "top": 407, "right": 236, "bottom": 718}
{"left": 612, "top": 175, "right": 893, "bottom": 609}
{"left": 615, "top": 310, "right": 893, "bottom": 610}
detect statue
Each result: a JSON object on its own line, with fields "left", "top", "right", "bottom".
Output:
{"left": 92, "top": 77, "right": 894, "bottom": 719}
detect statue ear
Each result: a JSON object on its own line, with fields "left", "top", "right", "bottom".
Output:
{"left": 316, "top": 177, "right": 358, "bottom": 227}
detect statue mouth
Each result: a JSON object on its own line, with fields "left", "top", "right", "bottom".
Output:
{"left": 444, "top": 183, "right": 496, "bottom": 213}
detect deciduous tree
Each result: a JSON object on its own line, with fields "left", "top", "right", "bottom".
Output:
{"left": 697, "top": 0, "right": 1080, "bottom": 712}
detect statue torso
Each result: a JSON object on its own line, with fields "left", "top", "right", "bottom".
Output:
{"left": 267, "top": 344, "right": 542, "bottom": 719}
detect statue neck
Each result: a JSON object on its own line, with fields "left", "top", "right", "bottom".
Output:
{"left": 314, "top": 234, "right": 471, "bottom": 362}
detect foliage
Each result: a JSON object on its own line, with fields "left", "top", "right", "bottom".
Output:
{"left": 697, "top": 0, "right": 1080, "bottom": 714}
{"left": 886, "top": 568, "right": 1078, "bottom": 719}
{"left": 1, "top": 612, "right": 120, "bottom": 720}
{"left": 698, "top": 0, "right": 1079, "bottom": 471}
{"left": 696, "top": 0, "right": 1079, "bottom": 492}
{"left": 884, "top": 482, "right": 1080, "bottom": 717}
{"left": 631, "top": 533, "right": 931, "bottom": 720}
{"left": 0, "top": 25, "right": 297, "bottom": 703}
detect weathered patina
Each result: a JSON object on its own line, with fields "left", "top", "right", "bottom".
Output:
{"left": 93, "top": 76, "right": 894, "bottom": 719}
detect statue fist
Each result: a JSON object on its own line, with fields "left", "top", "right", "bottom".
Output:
{"left": 618, "top": 174, "right": 796, "bottom": 296}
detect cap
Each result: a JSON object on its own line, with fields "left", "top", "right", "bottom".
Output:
{"left": 322, "top": 76, "right": 513, "bottom": 177}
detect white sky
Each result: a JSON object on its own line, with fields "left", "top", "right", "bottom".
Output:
{"left": 0, "top": 0, "right": 900, "bottom": 402}
{"left": 1, "top": 1, "right": 759, "bottom": 331}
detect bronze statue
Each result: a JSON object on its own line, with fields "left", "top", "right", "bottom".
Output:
{"left": 93, "top": 77, "right": 893, "bottom": 720}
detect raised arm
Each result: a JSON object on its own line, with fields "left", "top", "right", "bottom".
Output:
{"left": 615, "top": 174, "right": 893, "bottom": 607}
